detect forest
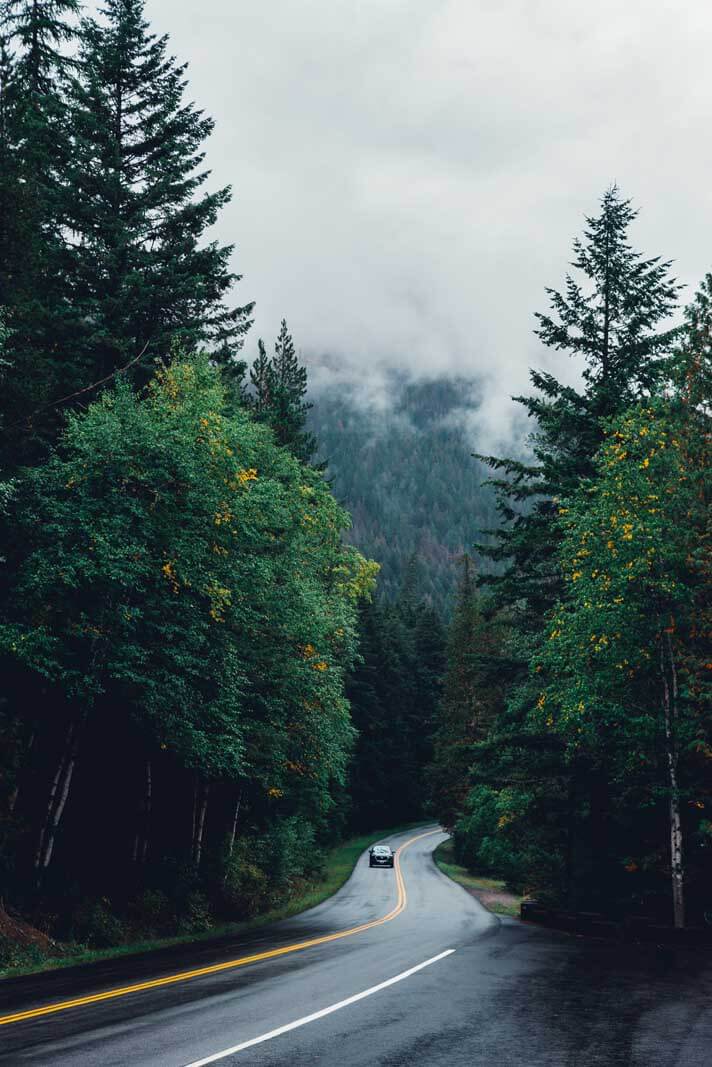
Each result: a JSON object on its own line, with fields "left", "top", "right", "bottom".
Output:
{"left": 310, "top": 375, "right": 499, "bottom": 612}
{"left": 0, "top": 0, "right": 709, "bottom": 973}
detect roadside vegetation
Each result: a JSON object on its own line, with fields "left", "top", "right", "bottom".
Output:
{"left": 429, "top": 192, "right": 711, "bottom": 929}
{"left": 0, "top": 825, "right": 415, "bottom": 980}
{"left": 433, "top": 841, "right": 522, "bottom": 919}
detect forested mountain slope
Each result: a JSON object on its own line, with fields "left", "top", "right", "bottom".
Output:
{"left": 309, "top": 376, "right": 499, "bottom": 610}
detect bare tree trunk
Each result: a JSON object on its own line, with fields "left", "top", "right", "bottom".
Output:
{"left": 661, "top": 631, "right": 685, "bottom": 928}
{"left": 34, "top": 722, "right": 75, "bottom": 870}
{"left": 41, "top": 746, "right": 77, "bottom": 870}
{"left": 194, "top": 782, "right": 209, "bottom": 868}
{"left": 226, "top": 788, "right": 243, "bottom": 863}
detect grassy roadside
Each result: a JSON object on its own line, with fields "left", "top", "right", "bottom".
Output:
{"left": 434, "top": 840, "right": 522, "bottom": 919}
{"left": 0, "top": 823, "right": 419, "bottom": 982}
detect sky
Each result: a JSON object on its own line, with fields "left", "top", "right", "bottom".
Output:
{"left": 147, "top": 0, "right": 712, "bottom": 445}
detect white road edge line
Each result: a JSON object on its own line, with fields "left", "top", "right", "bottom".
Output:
{"left": 181, "top": 948, "right": 456, "bottom": 1067}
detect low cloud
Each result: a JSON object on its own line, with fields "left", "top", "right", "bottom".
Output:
{"left": 146, "top": 0, "right": 712, "bottom": 445}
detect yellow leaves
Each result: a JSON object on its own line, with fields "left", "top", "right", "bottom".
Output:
{"left": 497, "top": 813, "right": 514, "bottom": 830}
{"left": 302, "top": 643, "right": 317, "bottom": 659}
{"left": 606, "top": 540, "right": 616, "bottom": 552}
{"left": 267, "top": 787, "right": 283, "bottom": 798}
{"left": 312, "top": 661, "right": 329, "bottom": 672}
{"left": 285, "top": 760, "right": 306, "bottom": 776}
{"left": 214, "top": 505, "right": 232, "bottom": 526}
{"left": 206, "top": 581, "right": 232, "bottom": 622}
{"left": 571, "top": 571, "right": 583, "bottom": 582}
{"left": 236, "top": 468, "right": 257, "bottom": 485}
{"left": 621, "top": 523, "right": 633, "bottom": 541}
{"left": 162, "top": 560, "right": 180, "bottom": 594}
{"left": 536, "top": 693, "right": 546, "bottom": 709}
{"left": 549, "top": 628, "right": 561, "bottom": 640}
{"left": 641, "top": 457, "right": 650, "bottom": 469}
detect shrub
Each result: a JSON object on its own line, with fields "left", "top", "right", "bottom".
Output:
{"left": 70, "top": 899, "right": 125, "bottom": 947}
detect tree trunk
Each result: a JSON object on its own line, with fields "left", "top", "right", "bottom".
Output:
{"left": 34, "top": 721, "right": 75, "bottom": 871}
{"left": 226, "top": 788, "right": 242, "bottom": 861}
{"left": 661, "top": 631, "right": 685, "bottom": 928}
{"left": 193, "top": 781, "right": 209, "bottom": 868}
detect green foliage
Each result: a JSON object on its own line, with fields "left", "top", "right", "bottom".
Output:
{"left": 310, "top": 375, "right": 499, "bottom": 612}
{"left": 0, "top": 353, "right": 376, "bottom": 926}
{"left": 347, "top": 575, "right": 446, "bottom": 830}
{"left": 70, "top": 899, "right": 126, "bottom": 948}
{"left": 247, "top": 320, "right": 318, "bottom": 464}
{"left": 478, "top": 186, "right": 680, "bottom": 626}
{"left": 61, "top": 0, "right": 251, "bottom": 382}
{"left": 428, "top": 557, "right": 507, "bottom": 828}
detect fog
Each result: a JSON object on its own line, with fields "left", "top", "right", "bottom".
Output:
{"left": 145, "top": 0, "right": 712, "bottom": 446}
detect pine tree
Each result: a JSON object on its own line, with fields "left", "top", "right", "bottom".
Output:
{"left": 478, "top": 186, "right": 681, "bottom": 625}
{"left": 60, "top": 0, "right": 251, "bottom": 386}
{"left": 428, "top": 557, "right": 504, "bottom": 827}
{"left": 249, "top": 338, "right": 272, "bottom": 416}
{"left": 247, "top": 319, "right": 318, "bottom": 464}
{"left": 0, "top": 0, "right": 78, "bottom": 463}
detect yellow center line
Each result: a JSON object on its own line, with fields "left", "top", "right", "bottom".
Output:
{"left": 0, "top": 828, "right": 440, "bottom": 1027}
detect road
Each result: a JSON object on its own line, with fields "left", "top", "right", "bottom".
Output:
{"left": 1, "top": 827, "right": 711, "bottom": 1066}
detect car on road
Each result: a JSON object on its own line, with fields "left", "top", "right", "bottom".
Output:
{"left": 369, "top": 845, "right": 394, "bottom": 868}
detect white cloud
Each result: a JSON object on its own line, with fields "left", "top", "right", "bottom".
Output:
{"left": 145, "top": 0, "right": 711, "bottom": 441}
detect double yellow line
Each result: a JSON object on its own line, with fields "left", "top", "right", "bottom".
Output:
{"left": 0, "top": 828, "right": 439, "bottom": 1028}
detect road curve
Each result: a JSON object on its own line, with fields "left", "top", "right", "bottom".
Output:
{"left": 1, "top": 826, "right": 711, "bottom": 1066}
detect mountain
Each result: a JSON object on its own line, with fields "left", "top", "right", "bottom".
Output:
{"left": 309, "top": 375, "right": 499, "bottom": 613}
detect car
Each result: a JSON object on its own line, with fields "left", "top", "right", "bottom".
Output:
{"left": 369, "top": 844, "right": 394, "bottom": 868}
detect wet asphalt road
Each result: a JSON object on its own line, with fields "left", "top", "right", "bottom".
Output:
{"left": 1, "top": 827, "right": 711, "bottom": 1066}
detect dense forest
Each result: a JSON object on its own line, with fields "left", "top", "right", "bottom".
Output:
{"left": 0, "top": 0, "right": 387, "bottom": 960}
{"left": 430, "top": 190, "right": 711, "bottom": 929}
{"left": 0, "top": 0, "right": 709, "bottom": 972}
{"left": 309, "top": 376, "right": 499, "bottom": 612}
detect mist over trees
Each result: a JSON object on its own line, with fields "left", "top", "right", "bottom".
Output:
{"left": 309, "top": 376, "right": 500, "bottom": 612}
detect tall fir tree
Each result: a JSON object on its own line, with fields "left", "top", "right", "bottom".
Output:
{"left": 0, "top": 0, "right": 78, "bottom": 464}
{"left": 478, "top": 186, "right": 680, "bottom": 626}
{"left": 247, "top": 319, "right": 318, "bottom": 464}
{"left": 60, "top": 0, "right": 251, "bottom": 388}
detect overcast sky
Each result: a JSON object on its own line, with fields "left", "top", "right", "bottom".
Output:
{"left": 147, "top": 0, "right": 712, "bottom": 442}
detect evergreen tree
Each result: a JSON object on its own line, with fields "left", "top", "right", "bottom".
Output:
{"left": 0, "top": 0, "right": 78, "bottom": 463}
{"left": 478, "top": 186, "right": 680, "bottom": 624}
{"left": 347, "top": 564, "right": 445, "bottom": 830}
{"left": 60, "top": 0, "right": 251, "bottom": 386}
{"left": 428, "top": 557, "right": 505, "bottom": 827}
{"left": 248, "top": 319, "right": 317, "bottom": 464}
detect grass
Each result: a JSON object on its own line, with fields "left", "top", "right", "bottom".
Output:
{"left": 0, "top": 823, "right": 421, "bottom": 982}
{"left": 434, "top": 840, "right": 523, "bottom": 919}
